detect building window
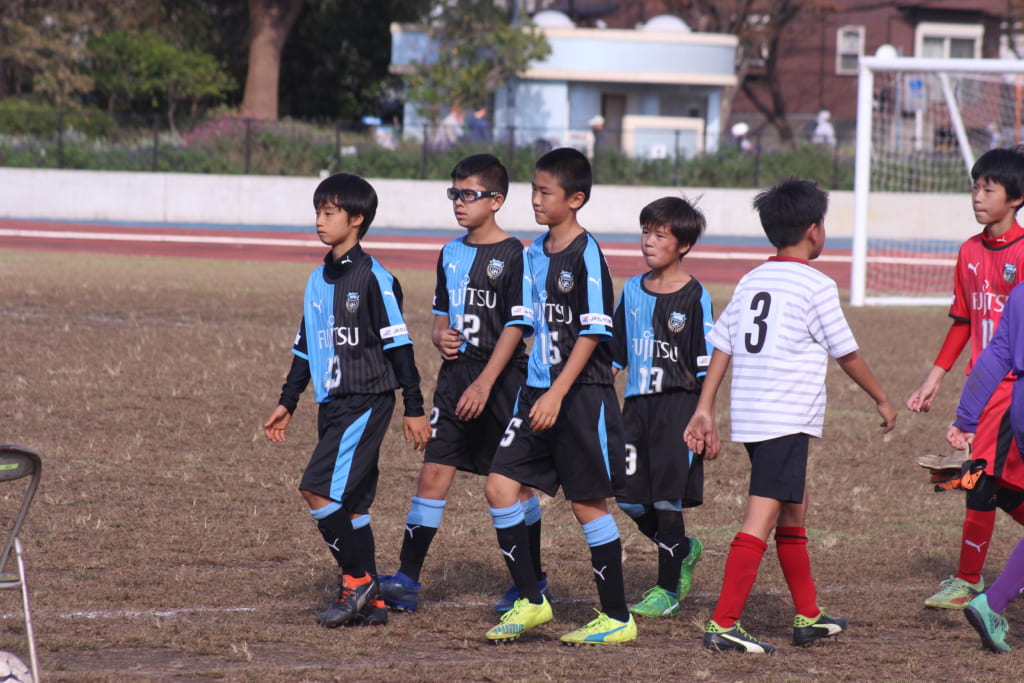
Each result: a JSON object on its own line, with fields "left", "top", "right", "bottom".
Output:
{"left": 915, "top": 22, "right": 982, "bottom": 59}
{"left": 836, "top": 25, "right": 864, "bottom": 75}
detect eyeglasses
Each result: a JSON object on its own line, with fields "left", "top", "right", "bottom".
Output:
{"left": 446, "top": 188, "right": 500, "bottom": 202}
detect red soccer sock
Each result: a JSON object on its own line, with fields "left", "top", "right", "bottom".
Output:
{"left": 711, "top": 532, "right": 767, "bottom": 628}
{"left": 957, "top": 509, "right": 996, "bottom": 585}
{"left": 775, "top": 526, "right": 819, "bottom": 619}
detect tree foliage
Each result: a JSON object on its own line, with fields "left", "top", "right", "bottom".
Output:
{"left": 278, "top": 0, "right": 431, "bottom": 120}
{"left": 405, "top": 0, "right": 551, "bottom": 119}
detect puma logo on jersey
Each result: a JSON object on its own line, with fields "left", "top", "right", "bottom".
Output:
{"left": 311, "top": 300, "right": 324, "bottom": 313}
{"left": 964, "top": 539, "right": 988, "bottom": 552}
{"left": 967, "top": 262, "right": 979, "bottom": 275}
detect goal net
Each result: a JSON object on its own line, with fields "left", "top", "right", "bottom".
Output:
{"left": 852, "top": 56, "right": 1024, "bottom": 306}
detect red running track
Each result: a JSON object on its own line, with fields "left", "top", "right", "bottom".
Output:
{"left": 0, "top": 219, "right": 853, "bottom": 288}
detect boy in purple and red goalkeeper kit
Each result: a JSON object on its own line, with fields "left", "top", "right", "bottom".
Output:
{"left": 949, "top": 282, "right": 1024, "bottom": 653}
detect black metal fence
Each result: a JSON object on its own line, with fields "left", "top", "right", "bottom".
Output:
{"left": 0, "top": 108, "right": 855, "bottom": 189}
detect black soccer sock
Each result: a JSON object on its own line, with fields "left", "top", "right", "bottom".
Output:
{"left": 398, "top": 526, "right": 438, "bottom": 583}
{"left": 397, "top": 496, "right": 445, "bottom": 582}
{"left": 495, "top": 522, "right": 542, "bottom": 603}
{"left": 634, "top": 509, "right": 659, "bottom": 541}
{"left": 527, "top": 519, "right": 543, "bottom": 580}
{"left": 589, "top": 538, "right": 628, "bottom": 622}
{"left": 654, "top": 509, "right": 688, "bottom": 593}
{"left": 314, "top": 506, "right": 364, "bottom": 577}
{"left": 352, "top": 515, "right": 377, "bottom": 577}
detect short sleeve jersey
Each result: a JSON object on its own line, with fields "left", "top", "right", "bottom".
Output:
{"left": 949, "top": 224, "right": 1024, "bottom": 373}
{"left": 525, "top": 231, "right": 615, "bottom": 388}
{"left": 707, "top": 257, "right": 858, "bottom": 442}
{"left": 292, "top": 245, "right": 412, "bottom": 403}
{"left": 610, "top": 275, "right": 714, "bottom": 398}
{"left": 432, "top": 236, "right": 532, "bottom": 363}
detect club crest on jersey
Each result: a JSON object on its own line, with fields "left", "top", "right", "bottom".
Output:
{"left": 1004, "top": 264, "right": 1018, "bottom": 284}
{"left": 667, "top": 312, "right": 687, "bottom": 332}
{"left": 486, "top": 258, "right": 505, "bottom": 280}
{"left": 345, "top": 291, "right": 360, "bottom": 313}
{"left": 558, "top": 270, "right": 575, "bottom": 292}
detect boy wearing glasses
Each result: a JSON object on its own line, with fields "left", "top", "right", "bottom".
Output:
{"left": 379, "top": 154, "right": 545, "bottom": 612}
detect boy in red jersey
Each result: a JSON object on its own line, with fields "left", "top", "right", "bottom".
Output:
{"left": 908, "top": 147, "right": 1024, "bottom": 609}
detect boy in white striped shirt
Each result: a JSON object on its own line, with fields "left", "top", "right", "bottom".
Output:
{"left": 684, "top": 178, "right": 896, "bottom": 654}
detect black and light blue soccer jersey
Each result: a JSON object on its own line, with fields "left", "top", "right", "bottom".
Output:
{"left": 432, "top": 236, "right": 533, "bottom": 363}
{"left": 611, "top": 275, "right": 714, "bottom": 398}
{"left": 525, "top": 231, "right": 615, "bottom": 388}
{"left": 292, "top": 245, "right": 412, "bottom": 403}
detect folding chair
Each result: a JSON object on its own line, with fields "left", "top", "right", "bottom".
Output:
{"left": 0, "top": 446, "right": 41, "bottom": 680}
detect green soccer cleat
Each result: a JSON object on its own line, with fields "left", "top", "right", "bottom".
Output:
{"left": 703, "top": 619, "right": 776, "bottom": 654}
{"left": 677, "top": 536, "right": 703, "bottom": 601}
{"left": 560, "top": 611, "right": 637, "bottom": 645}
{"left": 792, "top": 610, "right": 847, "bottom": 645}
{"left": 629, "top": 585, "right": 680, "bottom": 617}
{"left": 485, "top": 596, "right": 553, "bottom": 643}
{"left": 965, "top": 593, "right": 1011, "bottom": 653}
{"left": 925, "top": 575, "right": 984, "bottom": 610}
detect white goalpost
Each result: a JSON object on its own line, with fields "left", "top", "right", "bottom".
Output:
{"left": 852, "top": 55, "right": 1024, "bottom": 306}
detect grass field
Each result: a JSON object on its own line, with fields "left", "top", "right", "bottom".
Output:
{"left": 1, "top": 247, "right": 1022, "bottom": 681}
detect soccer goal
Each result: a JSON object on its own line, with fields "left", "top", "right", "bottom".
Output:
{"left": 852, "top": 55, "right": 1024, "bottom": 306}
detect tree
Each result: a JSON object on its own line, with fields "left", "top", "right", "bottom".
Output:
{"left": 0, "top": 7, "right": 95, "bottom": 109}
{"left": 278, "top": 0, "right": 431, "bottom": 120}
{"left": 89, "top": 29, "right": 232, "bottom": 132}
{"left": 405, "top": 0, "right": 551, "bottom": 120}
{"left": 660, "top": 0, "right": 825, "bottom": 142}
{"left": 240, "top": 0, "right": 304, "bottom": 120}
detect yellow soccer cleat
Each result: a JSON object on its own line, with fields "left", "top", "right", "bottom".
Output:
{"left": 560, "top": 610, "right": 637, "bottom": 646}
{"left": 485, "top": 596, "right": 553, "bottom": 643}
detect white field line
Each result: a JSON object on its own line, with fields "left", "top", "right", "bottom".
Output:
{"left": 13, "top": 583, "right": 937, "bottom": 621}
{"left": 0, "top": 228, "right": 952, "bottom": 266}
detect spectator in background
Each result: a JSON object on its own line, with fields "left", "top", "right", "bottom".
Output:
{"left": 467, "top": 104, "right": 491, "bottom": 143}
{"left": 731, "top": 122, "right": 753, "bottom": 154}
{"left": 587, "top": 115, "right": 609, "bottom": 158}
{"left": 811, "top": 110, "right": 836, "bottom": 149}
{"left": 432, "top": 104, "right": 465, "bottom": 152}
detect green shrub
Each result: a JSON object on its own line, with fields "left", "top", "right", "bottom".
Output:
{"left": 0, "top": 98, "right": 116, "bottom": 138}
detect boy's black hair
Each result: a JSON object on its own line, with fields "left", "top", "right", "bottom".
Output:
{"left": 534, "top": 147, "right": 592, "bottom": 206}
{"left": 971, "top": 147, "right": 1024, "bottom": 200}
{"left": 640, "top": 196, "right": 705, "bottom": 250}
{"left": 313, "top": 173, "right": 378, "bottom": 238}
{"left": 451, "top": 153, "right": 509, "bottom": 196}
{"left": 753, "top": 178, "right": 828, "bottom": 249}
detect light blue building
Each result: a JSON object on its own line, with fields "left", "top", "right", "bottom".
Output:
{"left": 390, "top": 11, "right": 738, "bottom": 159}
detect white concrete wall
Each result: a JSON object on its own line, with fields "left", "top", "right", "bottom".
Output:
{"left": 0, "top": 167, "right": 975, "bottom": 240}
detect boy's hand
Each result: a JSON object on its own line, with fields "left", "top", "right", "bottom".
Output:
{"left": 263, "top": 405, "right": 292, "bottom": 443}
{"left": 946, "top": 425, "right": 974, "bottom": 451}
{"left": 528, "top": 390, "right": 563, "bottom": 431}
{"left": 403, "top": 415, "right": 431, "bottom": 451}
{"left": 455, "top": 381, "right": 491, "bottom": 420}
{"left": 877, "top": 398, "right": 898, "bottom": 433}
{"left": 435, "top": 328, "right": 463, "bottom": 360}
{"left": 907, "top": 367, "right": 945, "bottom": 412}
{"left": 684, "top": 410, "right": 720, "bottom": 459}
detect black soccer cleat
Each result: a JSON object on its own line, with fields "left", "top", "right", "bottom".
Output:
{"left": 792, "top": 611, "right": 847, "bottom": 646}
{"left": 317, "top": 574, "right": 378, "bottom": 628}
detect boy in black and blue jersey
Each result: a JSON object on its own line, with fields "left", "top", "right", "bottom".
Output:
{"left": 263, "top": 173, "right": 431, "bottom": 628}
{"left": 378, "top": 154, "right": 548, "bottom": 613}
{"left": 482, "top": 147, "right": 635, "bottom": 646}
{"left": 610, "top": 197, "right": 713, "bottom": 619}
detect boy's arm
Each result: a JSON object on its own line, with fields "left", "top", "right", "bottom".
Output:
{"left": 529, "top": 335, "right": 600, "bottom": 431}
{"left": 264, "top": 353, "right": 310, "bottom": 442}
{"left": 684, "top": 348, "right": 730, "bottom": 459}
{"left": 835, "top": 350, "right": 897, "bottom": 432}
{"left": 432, "top": 314, "right": 461, "bottom": 360}
{"left": 455, "top": 324, "right": 526, "bottom": 420}
{"left": 907, "top": 319, "right": 969, "bottom": 412}
{"left": 384, "top": 344, "right": 431, "bottom": 450}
